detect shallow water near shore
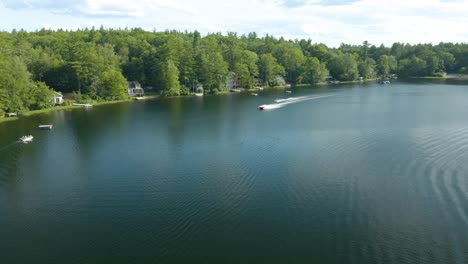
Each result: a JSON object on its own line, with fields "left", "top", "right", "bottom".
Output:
{"left": 1, "top": 80, "right": 468, "bottom": 263}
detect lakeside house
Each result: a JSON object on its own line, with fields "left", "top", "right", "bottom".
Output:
{"left": 128, "top": 81, "right": 144, "bottom": 96}
{"left": 194, "top": 84, "right": 204, "bottom": 93}
{"left": 53, "top": 91, "right": 64, "bottom": 105}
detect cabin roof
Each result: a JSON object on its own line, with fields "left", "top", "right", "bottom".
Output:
{"left": 128, "top": 81, "right": 141, "bottom": 89}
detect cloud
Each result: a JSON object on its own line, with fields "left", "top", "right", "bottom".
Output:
{"left": 1, "top": 0, "right": 468, "bottom": 46}
{"left": 1, "top": 0, "right": 177, "bottom": 17}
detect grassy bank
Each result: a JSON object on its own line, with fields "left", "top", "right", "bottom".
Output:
{"left": 445, "top": 74, "right": 468, "bottom": 80}
{"left": 410, "top": 76, "right": 446, "bottom": 80}
{"left": 0, "top": 95, "right": 163, "bottom": 123}
{"left": 0, "top": 104, "right": 84, "bottom": 123}
{"left": 0, "top": 116, "right": 19, "bottom": 124}
{"left": 410, "top": 74, "right": 468, "bottom": 80}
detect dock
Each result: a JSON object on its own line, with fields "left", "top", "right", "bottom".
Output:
{"left": 72, "top": 103, "right": 92, "bottom": 107}
{"left": 39, "top": 124, "right": 53, "bottom": 130}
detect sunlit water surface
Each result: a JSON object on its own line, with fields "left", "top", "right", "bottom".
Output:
{"left": 1, "top": 80, "right": 467, "bottom": 263}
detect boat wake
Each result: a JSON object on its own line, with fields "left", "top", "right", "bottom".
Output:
{"left": 259, "top": 95, "right": 334, "bottom": 110}
{"left": 274, "top": 96, "right": 308, "bottom": 103}
{"left": 0, "top": 141, "right": 20, "bottom": 152}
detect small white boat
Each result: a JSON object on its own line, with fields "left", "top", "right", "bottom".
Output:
{"left": 194, "top": 93, "right": 204, "bottom": 97}
{"left": 38, "top": 124, "right": 53, "bottom": 130}
{"left": 136, "top": 97, "right": 145, "bottom": 100}
{"left": 251, "top": 93, "right": 258, "bottom": 96}
{"left": 257, "top": 87, "right": 264, "bottom": 90}
{"left": 19, "top": 135, "right": 33, "bottom": 143}
{"left": 285, "top": 90, "right": 292, "bottom": 94}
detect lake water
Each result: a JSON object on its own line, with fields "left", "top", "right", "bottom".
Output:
{"left": 1, "top": 80, "right": 468, "bottom": 263}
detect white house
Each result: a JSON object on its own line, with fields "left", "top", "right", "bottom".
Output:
{"left": 54, "top": 91, "right": 64, "bottom": 105}
{"left": 128, "top": 81, "right": 144, "bottom": 96}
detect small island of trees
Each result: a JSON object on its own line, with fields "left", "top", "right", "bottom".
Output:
{"left": 1, "top": 27, "right": 468, "bottom": 116}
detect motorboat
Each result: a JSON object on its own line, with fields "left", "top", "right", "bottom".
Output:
{"left": 194, "top": 93, "right": 204, "bottom": 97}
{"left": 251, "top": 93, "right": 258, "bottom": 96}
{"left": 19, "top": 135, "right": 33, "bottom": 143}
{"left": 258, "top": 105, "right": 266, "bottom": 110}
{"left": 285, "top": 90, "right": 292, "bottom": 94}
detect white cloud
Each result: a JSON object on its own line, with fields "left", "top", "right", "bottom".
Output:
{"left": 1, "top": 0, "right": 468, "bottom": 46}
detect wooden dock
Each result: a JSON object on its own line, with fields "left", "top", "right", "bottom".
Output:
{"left": 38, "top": 124, "right": 53, "bottom": 130}
{"left": 72, "top": 103, "right": 92, "bottom": 107}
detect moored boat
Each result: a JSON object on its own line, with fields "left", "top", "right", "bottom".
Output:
{"left": 19, "top": 135, "right": 33, "bottom": 143}
{"left": 38, "top": 124, "right": 53, "bottom": 130}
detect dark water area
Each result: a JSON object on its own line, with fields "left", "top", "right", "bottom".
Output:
{"left": 1, "top": 80, "right": 467, "bottom": 263}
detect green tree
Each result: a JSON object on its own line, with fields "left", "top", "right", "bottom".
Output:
{"left": 27, "top": 81, "right": 55, "bottom": 110}
{"left": 300, "top": 57, "right": 329, "bottom": 84}
{"left": 274, "top": 42, "right": 305, "bottom": 84}
{"left": 199, "top": 37, "right": 229, "bottom": 92}
{"left": 258, "top": 53, "right": 285, "bottom": 86}
{"left": 95, "top": 69, "right": 128, "bottom": 100}
{"left": 0, "top": 55, "right": 33, "bottom": 113}
{"left": 234, "top": 50, "right": 259, "bottom": 89}
{"left": 358, "top": 58, "right": 377, "bottom": 79}
{"left": 162, "top": 60, "right": 181, "bottom": 96}
{"left": 398, "top": 56, "right": 427, "bottom": 77}
{"left": 328, "top": 53, "right": 359, "bottom": 81}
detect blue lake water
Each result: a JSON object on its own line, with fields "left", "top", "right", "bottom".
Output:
{"left": 0, "top": 80, "right": 467, "bottom": 263}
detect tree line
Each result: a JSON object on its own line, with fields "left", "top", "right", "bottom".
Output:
{"left": 1, "top": 27, "right": 468, "bottom": 115}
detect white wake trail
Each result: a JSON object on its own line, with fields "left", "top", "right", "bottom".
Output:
{"left": 260, "top": 94, "right": 334, "bottom": 111}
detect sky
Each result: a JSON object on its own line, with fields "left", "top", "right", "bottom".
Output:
{"left": 1, "top": 0, "right": 468, "bottom": 47}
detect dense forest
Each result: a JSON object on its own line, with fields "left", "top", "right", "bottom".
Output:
{"left": 1, "top": 27, "right": 468, "bottom": 115}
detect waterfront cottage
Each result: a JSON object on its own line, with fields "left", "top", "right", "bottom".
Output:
{"left": 54, "top": 91, "right": 64, "bottom": 105}
{"left": 128, "top": 81, "right": 144, "bottom": 96}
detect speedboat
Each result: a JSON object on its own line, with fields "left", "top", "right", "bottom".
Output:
{"left": 251, "top": 93, "right": 258, "bottom": 96}
{"left": 19, "top": 135, "right": 33, "bottom": 143}
{"left": 285, "top": 90, "right": 292, "bottom": 94}
{"left": 258, "top": 105, "right": 266, "bottom": 110}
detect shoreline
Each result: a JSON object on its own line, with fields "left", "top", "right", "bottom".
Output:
{"left": 0, "top": 96, "right": 161, "bottom": 124}
{"left": 0, "top": 79, "right": 380, "bottom": 124}
{"left": 410, "top": 74, "right": 468, "bottom": 80}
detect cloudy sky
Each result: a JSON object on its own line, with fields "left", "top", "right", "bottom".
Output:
{"left": 1, "top": 0, "right": 468, "bottom": 46}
